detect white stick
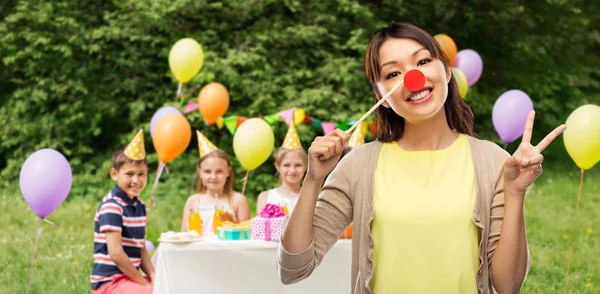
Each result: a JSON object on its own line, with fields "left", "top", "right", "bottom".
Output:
{"left": 26, "top": 218, "right": 42, "bottom": 294}
{"left": 345, "top": 80, "right": 404, "bottom": 135}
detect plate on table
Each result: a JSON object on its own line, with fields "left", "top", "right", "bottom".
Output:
{"left": 158, "top": 234, "right": 217, "bottom": 244}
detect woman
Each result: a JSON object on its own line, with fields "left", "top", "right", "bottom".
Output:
{"left": 278, "top": 22, "right": 565, "bottom": 294}
{"left": 257, "top": 121, "right": 308, "bottom": 215}
{"left": 181, "top": 149, "right": 250, "bottom": 234}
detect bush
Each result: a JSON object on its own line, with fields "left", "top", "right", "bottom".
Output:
{"left": 1, "top": 0, "right": 598, "bottom": 195}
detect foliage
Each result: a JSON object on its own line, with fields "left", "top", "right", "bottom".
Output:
{"left": 1, "top": 0, "right": 599, "bottom": 196}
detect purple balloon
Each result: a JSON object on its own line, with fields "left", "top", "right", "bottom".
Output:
{"left": 20, "top": 149, "right": 72, "bottom": 218}
{"left": 150, "top": 106, "right": 182, "bottom": 137}
{"left": 455, "top": 49, "right": 483, "bottom": 86}
{"left": 492, "top": 90, "right": 534, "bottom": 143}
{"left": 145, "top": 240, "right": 155, "bottom": 251}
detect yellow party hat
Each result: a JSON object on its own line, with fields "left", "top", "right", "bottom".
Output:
{"left": 124, "top": 129, "right": 146, "bottom": 160}
{"left": 282, "top": 123, "right": 302, "bottom": 149}
{"left": 348, "top": 122, "right": 367, "bottom": 147}
{"left": 196, "top": 130, "right": 218, "bottom": 157}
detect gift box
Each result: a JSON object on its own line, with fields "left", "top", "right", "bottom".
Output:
{"left": 251, "top": 204, "right": 288, "bottom": 241}
{"left": 217, "top": 221, "right": 251, "bottom": 240}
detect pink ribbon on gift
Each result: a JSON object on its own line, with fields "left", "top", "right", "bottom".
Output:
{"left": 260, "top": 204, "right": 285, "bottom": 241}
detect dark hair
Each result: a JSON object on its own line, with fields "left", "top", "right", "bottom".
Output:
{"left": 112, "top": 145, "right": 147, "bottom": 170}
{"left": 364, "top": 22, "right": 474, "bottom": 142}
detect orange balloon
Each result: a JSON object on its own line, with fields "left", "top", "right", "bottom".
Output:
{"left": 434, "top": 34, "right": 457, "bottom": 66}
{"left": 198, "top": 82, "right": 230, "bottom": 125}
{"left": 152, "top": 114, "right": 191, "bottom": 164}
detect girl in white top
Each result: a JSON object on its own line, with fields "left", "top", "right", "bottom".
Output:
{"left": 256, "top": 123, "right": 308, "bottom": 215}
{"left": 181, "top": 149, "right": 250, "bottom": 234}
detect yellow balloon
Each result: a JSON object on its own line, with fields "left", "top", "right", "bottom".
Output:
{"left": 294, "top": 108, "right": 305, "bottom": 125}
{"left": 169, "top": 38, "right": 204, "bottom": 83}
{"left": 233, "top": 118, "right": 275, "bottom": 170}
{"left": 564, "top": 104, "right": 600, "bottom": 170}
{"left": 451, "top": 67, "right": 468, "bottom": 99}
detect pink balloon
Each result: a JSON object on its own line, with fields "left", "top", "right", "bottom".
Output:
{"left": 455, "top": 49, "right": 483, "bottom": 86}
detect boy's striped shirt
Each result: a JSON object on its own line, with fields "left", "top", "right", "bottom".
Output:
{"left": 90, "top": 185, "right": 146, "bottom": 290}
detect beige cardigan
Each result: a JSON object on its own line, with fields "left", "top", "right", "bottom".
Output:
{"left": 277, "top": 136, "right": 530, "bottom": 294}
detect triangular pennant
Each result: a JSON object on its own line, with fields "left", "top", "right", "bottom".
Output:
{"left": 196, "top": 130, "right": 218, "bottom": 158}
{"left": 278, "top": 109, "right": 294, "bottom": 125}
{"left": 321, "top": 121, "right": 336, "bottom": 135}
{"left": 311, "top": 118, "right": 322, "bottom": 129}
{"left": 236, "top": 116, "right": 248, "bottom": 128}
{"left": 224, "top": 116, "right": 237, "bottom": 135}
{"left": 293, "top": 108, "right": 305, "bottom": 125}
{"left": 124, "top": 129, "right": 146, "bottom": 160}
{"left": 184, "top": 102, "right": 198, "bottom": 114}
{"left": 282, "top": 123, "right": 302, "bottom": 149}
{"left": 369, "top": 122, "right": 377, "bottom": 138}
{"left": 216, "top": 117, "right": 224, "bottom": 129}
{"left": 263, "top": 113, "right": 281, "bottom": 125}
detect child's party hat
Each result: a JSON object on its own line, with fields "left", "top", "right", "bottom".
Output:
{"left": 282, "top": 123, "right": 302, "bottom": 149}
{"left": 197, "top": 130, "right": 218, "bottom": 157}
{"left": 348, "top": 122, "right": 367, "bottom": 147}
{"left": 124, "top": 129, "right": 146, "bottom": 160}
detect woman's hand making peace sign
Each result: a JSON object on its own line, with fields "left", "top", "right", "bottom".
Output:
{"left": 503, "top": 110, "right": 567, "bottom": 195}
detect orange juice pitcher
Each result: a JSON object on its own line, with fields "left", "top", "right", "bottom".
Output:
{"left": 188, "top": 208, "right": 202, "bottom": 235}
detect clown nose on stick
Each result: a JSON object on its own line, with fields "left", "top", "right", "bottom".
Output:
{"left": 346, "top": 69, "right": 426, "bottom": 134}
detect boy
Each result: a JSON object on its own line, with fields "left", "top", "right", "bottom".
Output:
{"left": 90, "top": 130, "right": 155, "bottom": 293}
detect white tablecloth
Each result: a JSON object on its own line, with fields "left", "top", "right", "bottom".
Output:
{"left": 151, "top": 238, "right": 352, "bottom": 294}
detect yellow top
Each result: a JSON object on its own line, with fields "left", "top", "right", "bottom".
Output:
{"left": 370, "top": 134, "right": 479, "bottom": 293}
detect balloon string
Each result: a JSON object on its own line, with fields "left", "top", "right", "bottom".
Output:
{"left": 564, "top": 168, "right": 585, "bottom": 293}
{"left": 43, "top": 218, "right": 59, "bottom": 227}
{"left": 241, "top": 170, "right": 250, "bottom": 196}
{"left": 176, "top": 83, "right": 183, "bottom": 99}
{"left": 503, "top": 142, "right": 508, "bottom": 150}
{"left": 26, "top": 217, "right": 43, "bottom": 294}
{"left": 148, "top": 162, "right": 166, "bottom": 210}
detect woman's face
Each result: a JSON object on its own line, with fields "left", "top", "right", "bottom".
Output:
{"left": 378, "top": 37, "right": 451, "bottom": 123}
{"left": 277, "top": 150, "right": 306, "bottom": 186}
{"left": 199, "top": 157, "right": 230, "bottom": 192}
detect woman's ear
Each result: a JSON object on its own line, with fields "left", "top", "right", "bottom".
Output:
{"left": 446, "top": 65, "right": 452, "bottom": 84}
{"left": 374, "top": 83, "right": 391, "bottom": 108}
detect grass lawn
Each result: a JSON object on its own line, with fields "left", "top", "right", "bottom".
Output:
{"left": 0, "top": 164, "right": 598, "bottom": 293}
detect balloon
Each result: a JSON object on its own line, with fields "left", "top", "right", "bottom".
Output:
{"left": 451, "top": 68, "right": 469, "bottom": 99}
{"left": 434, "top": 34, "right": 457, "bottom": 66}
{"left": 150, "top": 106, "right": 182, "bottom": 137}
{"left": 20, "top": 149, "right": 72, "bottom": 218}
{"left": 455, "top": 49, "right": 483, "bottom": 86}
{"left": 169, "top": 38, "right": 204, "bottom": 83}
{"left": 492, "top": 90, "right": 534, "bottom": 143}
{"left": 198, "top": 82, "right": 230, "bottom": 125}
{"left": 563, "top": 104, "right": 600, "bottom": 170}
{"left": 145, "top": 240, "right": 155, "bottom": 251}
{"left": 233, "top": 118, "right": 275, "bottom": 170}
{"left": 153, "top": 114, "right": 192, "bottom": 164}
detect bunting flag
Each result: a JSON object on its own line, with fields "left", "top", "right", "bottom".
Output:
{"left": 184, "top": 101, "right": 199, "bottom": 114}
{"left": 321, "top": 122, "right": 337, "bottom": 135}
{"left": 278, "top": 109, "right": 295, "bottom": 125}
{"left": 183, "top": 107, "right": 376, "bottom": 138}
{"left": 224, "top": 116, "right": 237, "bottom": 134}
